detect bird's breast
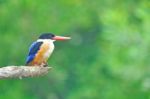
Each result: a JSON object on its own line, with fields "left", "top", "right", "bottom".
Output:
{"left": 33, "top": 41, "right": 54, "bottom": 64}
{"left": 43, "top": 42, "right": 54, "bottom": 59}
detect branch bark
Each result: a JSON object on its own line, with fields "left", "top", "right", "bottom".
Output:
{"left": 0, "top": 66, "right": 52, "bottom": 79}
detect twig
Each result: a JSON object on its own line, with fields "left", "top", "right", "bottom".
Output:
{"left": 0, "top": 66, "right": 52, "bottom": 79}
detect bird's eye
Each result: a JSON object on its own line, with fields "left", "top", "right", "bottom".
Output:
{"left": 52, "top": 34, "right": 55, "bottom": 37}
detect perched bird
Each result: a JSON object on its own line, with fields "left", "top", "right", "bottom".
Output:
{"left": 26, "top": 33, "right": 71, "bottom": 66}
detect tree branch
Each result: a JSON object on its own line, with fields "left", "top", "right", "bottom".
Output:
{"left": 0, "top": 66, "right": 52, "bottom": 79}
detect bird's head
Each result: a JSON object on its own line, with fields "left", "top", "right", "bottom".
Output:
{"left": 39, "top": 33, "right": 71, "bottom": 41}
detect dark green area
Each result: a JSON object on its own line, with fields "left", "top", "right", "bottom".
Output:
{"left": 0, "top": 0, "right": 149, "bottom": 99}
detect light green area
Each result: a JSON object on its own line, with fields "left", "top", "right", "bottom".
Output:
{"left": 0, "top": 0, "right": 150, "bottom": 99}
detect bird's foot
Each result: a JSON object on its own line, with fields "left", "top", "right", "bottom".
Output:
{"left": 43, "top": 63, "right": 48, "bottom": 67}
{"left": 41, "top": 62, "right": 48, "bottom": 67}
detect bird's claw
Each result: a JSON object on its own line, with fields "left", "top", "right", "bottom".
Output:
{"left": 41, "top": 62, "right": 48, "bottom": 67}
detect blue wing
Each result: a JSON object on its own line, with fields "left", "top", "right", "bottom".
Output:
{"left": 26, "top": 41, "right": 43, "bottom": 64}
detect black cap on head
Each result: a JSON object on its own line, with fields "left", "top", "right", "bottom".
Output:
{"left": 39, "top": 33, "right": 55, "bottom": 39}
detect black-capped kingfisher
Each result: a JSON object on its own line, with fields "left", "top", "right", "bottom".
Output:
{"left": 25, "top": 33, "right": 71, "bottom": 66}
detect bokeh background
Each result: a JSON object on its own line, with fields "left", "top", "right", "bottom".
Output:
{"left": 0, "top": 0, "right": 150, "bottom": 99}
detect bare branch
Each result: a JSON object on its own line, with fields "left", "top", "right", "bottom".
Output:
{"left": 0, "top": 66, "right": 52, "bottom": 79}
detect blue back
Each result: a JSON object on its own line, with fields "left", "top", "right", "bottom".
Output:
{"left": 26, "top": 41, "right": 43, "bottom": 64}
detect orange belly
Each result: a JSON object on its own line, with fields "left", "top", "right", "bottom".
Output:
{"left": 29, "top": 43, "right": 50, "bottom": 66}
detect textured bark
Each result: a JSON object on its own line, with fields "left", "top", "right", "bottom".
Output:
{"left": 0, "top": 66, "right": 51, "bottom": 79}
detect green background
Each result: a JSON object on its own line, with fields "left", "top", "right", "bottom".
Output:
{"left": 0, "top": 0, "right": 150, "bottom": 99}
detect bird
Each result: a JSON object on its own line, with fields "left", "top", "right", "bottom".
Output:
{"left": 25, "top": 33, "right": 71, "bottom": 66}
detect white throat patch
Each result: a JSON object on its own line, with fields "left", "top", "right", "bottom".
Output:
{"left": 37, "top": 39, "right": 55, "bottom": 60}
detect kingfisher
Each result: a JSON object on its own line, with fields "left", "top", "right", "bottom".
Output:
{"left": 25, "top": 33, "right": 71, "bottom": 66}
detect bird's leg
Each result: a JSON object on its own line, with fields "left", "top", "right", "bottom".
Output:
{"left": 42, "top": 61, "right": 48, "bottom": 67}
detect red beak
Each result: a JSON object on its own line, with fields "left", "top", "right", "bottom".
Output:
{"left": 52, "top": 36, "right": 71, "bottom": 41}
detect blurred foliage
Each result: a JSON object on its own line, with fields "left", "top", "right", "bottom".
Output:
{"left": 0, "top": 0, "right": 150, "bottom": 99}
